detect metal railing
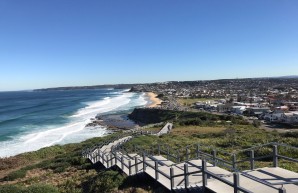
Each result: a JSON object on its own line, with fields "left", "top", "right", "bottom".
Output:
{"left": 83, "top": 134, "right": 296, "bottom": 193}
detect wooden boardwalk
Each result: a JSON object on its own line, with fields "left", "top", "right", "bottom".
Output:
{"left": 83, "top": 126, "right": 298, "bottom": 193}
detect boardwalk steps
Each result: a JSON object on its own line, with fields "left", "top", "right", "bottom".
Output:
{"left": 82, "top": 125, "right": 298, "bottom": 193}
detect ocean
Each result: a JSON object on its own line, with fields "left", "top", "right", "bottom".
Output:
{"left": 0, "top": 89, "right": 147, "bottom": 157}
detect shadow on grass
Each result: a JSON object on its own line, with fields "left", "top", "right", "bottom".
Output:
{"left": 119, "top": 172, "right": 170, "bottom": 193}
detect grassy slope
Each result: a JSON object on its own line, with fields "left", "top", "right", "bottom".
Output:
{"left": 127, "top": 125, "right": 298, "bottom": 171}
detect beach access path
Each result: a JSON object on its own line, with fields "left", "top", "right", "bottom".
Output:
{"left": 83, "top": 126, "right": 298, "bottom": 193}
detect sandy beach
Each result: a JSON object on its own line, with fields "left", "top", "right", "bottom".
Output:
{"left": 146, "top": 92, "right": 162, "bottom": 107}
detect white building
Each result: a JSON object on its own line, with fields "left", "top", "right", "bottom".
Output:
{"left": 281, "top": 112, "right": 298, "bottom": 124}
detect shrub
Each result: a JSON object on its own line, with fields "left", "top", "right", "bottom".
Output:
{"left": 24, "top": 184, "right": 59, "bottom": 193}
{"left": 5, "top": 169, "right": 27, "bottom": 181}
{"left": 252, "top": 120, "right": 261, "bottom": 128}
{"left": 84, "top": 170, "right": 125, "bottom": 193}
{"left": 45, "top": 161, "right": 71, "bottom": 173}
{"left": 0, "top": 185, "right": 24, "bottom": 193}
{"left": 283, "top": 132, "right": 298, "bottom": 138}
{"left": 0, "top": 184, "right": 59, "bottom": 193}
{"left": 78, "top": 162, "right": 92, "bottom": 170}
{"left": 59, "top": 179, "right": 82, "bottom": 193}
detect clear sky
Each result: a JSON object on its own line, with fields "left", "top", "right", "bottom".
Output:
{"left": 0, "top": 0, "right": 297, "bottom": 91}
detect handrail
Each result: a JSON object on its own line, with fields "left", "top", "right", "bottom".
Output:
{"left": 241, "top": 172, "right": 280, "bottom": 190}
{"left": 235, "top": 142, "right": 274, "bottom": 153}
{"left": 276, "top": 142, "right": 298, "bottom": 150}
{"left": 83, "top": 134, "right": 297, "bottom": 193}
{"left": 205, "top": 170, "right": 253, "bottom": 193}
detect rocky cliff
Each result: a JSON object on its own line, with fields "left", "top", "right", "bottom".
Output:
{"left": 128, "top": 108, "right": 176, "bottom": 124}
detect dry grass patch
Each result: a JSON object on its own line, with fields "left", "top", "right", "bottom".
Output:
{"left": 172, "top": 126, "right": 225, "bottom": 135}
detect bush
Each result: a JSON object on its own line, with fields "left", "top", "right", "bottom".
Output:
{"left": 24, "top": 184, "right": 59, "bottom": 193}
{"left": 84, "top": 170, "right": 125, "bottom": 193}
{"left": 252, "top": 120, "right": 261, "bottom": 128}
{"left": 45, "top": 161, "right": 71, "bottom": 173}
{"left": 0, "top": 184, "right": 59, "bottom": 193}
{"left": 0, "top": 185, "right": 24, "bottom": 193}
{"left": 5, "top": 169, "right": 27, "bottom": 181}
{"left": 283, "top": 132, "right": 298, "bottom": 138}
{"left": 59, "top": 179, "right": 82, "bottom": 193}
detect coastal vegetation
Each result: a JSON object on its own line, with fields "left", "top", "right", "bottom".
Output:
{"left": 129, "top": 108, "right": 248, "bottom": 126}
{"left": 1, "top": 109, "right": 298, "bottom": 192}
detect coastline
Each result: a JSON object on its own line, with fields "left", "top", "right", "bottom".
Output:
{"left": 146, "top": 92, "right": 162, "bottom": 107}
{"left": 0, "top": 90, "right": 145, "bottom": 158}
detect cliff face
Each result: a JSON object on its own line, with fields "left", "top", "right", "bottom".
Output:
{"left": 128, "top": 108, "right": 176, "bottom": 124}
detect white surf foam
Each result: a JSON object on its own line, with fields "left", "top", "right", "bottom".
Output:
{"left": 0, "top": 91, "right": 146, "bottom": 157}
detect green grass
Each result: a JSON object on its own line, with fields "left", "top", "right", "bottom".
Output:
{"left": 0, "top": 184, "right": 59, "bottom": 193}
{"left": 124, "top": 125, "right": 298, "bottom": 172}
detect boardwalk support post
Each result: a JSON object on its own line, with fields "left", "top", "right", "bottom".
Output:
{"left": 143, "top": 153, "right": 146, "bottom": 172}
{"left": 158, "top": 144, "right": 161, "bottom": 155}
{"left": 115, "top": 152, "right": 117, "bottom": 165}
{"left": 110, "top": 154, "right": 113, "bottom": 166}
{"left": 196, "top": 144, "right": 200, "bottom": 158}
{"left": 99, "top": 152, "right": 102, "bottom": 163}
{"left": 135, "top": 157, "right": 138, "bottom": 173}
{"left": 250, "top": 150, "right": 255, "bottom": 170}
{"left": 232, "top": 154, "right": 237, "bottom": 171}
{"left": 155, "top": 161, "right": 159, "bottom": 180}
{"left": 273, "top": 145, "right": 278, "bottom": 167}
{"left": 184, "top": 163, "right": 189, "bottom": 189}
{"left": 202, "top": 159, "right": 207, "bottom": 188}
{"left": 212, "top": 149, "right": 217, "bottom": 166}
{"left": 170, "top": 167, "right": 174, "bottom": 190}
{"left": 279, "top": 187, "right": 286, "bottom": 193}
{"left": 121, "top": 157, "right": 124, "bottom": 170}
{"left": 186, "top": 147, "right": 189, "bottom": 160}
{"left": 129, "top": 160, "right": 132, "bottom": 176}
{"left": 106, "top": 155, "right": 109, "bottom": 168}
{"left": 233, "top": 173, "right": 240, "bottom": 193}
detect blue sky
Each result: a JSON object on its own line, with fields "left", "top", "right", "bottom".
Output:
{"left": 0, "top": 0, "right": 297, "bottom": 91}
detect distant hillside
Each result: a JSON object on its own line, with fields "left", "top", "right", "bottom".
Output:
{"left": 276, "top": 75, "right": 298, "bottom": 79}
{"left": 34, "top": 84, "right": 139, "bottom": 91}
{"left": 33, "top": 75, "right": 297, "bottom": 92}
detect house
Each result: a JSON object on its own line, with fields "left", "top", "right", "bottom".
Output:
{"left": 195, "top": 102, "right": 208, "bottom": 109}
{"left": 264, "top": 112, "right": 283, "bottom": 122}
{"left": 281, "top": 112, "right": 298, "bottom": 125}
{"left": 274, "top": 106, "right": 289, "bottom": 113}
{"left": 217, "top": 103, "right": 233, "bottom": 113}
{"left": 245, "top": 107, "right": 270, "bottom": 117}
{"left": 231, "top": 106, "right": 246, "bottom": 115}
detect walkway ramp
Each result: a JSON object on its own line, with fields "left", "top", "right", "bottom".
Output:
{"left": 82, "top": 134, "right": 298, "bottom": 193}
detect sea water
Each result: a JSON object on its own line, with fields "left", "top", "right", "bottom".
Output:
{"left": 0, "top": 89, "right": 147, "bottom": 157}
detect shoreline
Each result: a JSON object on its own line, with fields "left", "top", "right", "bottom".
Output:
{"left": 0, "top": 91, "right": 152, "bottom": 158}
{"left": 146, "top": 92, "right": 162, "bottom": 108}
{"left": 0, "top": 90, "right": 143, "bottom": 158}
